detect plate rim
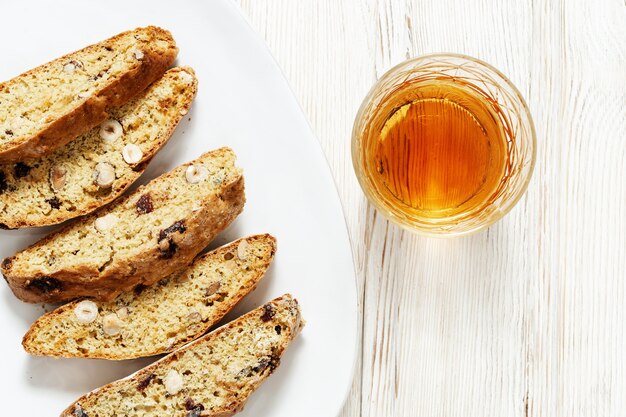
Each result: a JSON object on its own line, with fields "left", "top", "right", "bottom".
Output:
{"left": 208, "top": 3, "right": 361, "bottom": 413}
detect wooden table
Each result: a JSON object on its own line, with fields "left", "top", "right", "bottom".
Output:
{"left": 237, "top": 1, "right": 626, "bottom": 416}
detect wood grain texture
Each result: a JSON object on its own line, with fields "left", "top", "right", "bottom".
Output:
{"left": 236, "top": 0, "right": 626, "bottom": 416}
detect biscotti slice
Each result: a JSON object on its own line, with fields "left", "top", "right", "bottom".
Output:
{"left": 2, "top": 148, "right": 245, "bottom": 303}
{"left": 61, "top": 294, "right": 303, "bottom": 417}
{"left": 0, "top": 26, "right": 178, "bottom": 162}
{"left": 22, "top": 234, "right": 276, "bottom": 359}
{"left": 0, "top": 67, "right": 197, "bottom": 229}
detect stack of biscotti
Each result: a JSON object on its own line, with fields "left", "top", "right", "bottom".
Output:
{"left": 0, "top": 26, "right": 303, "bottom": 417}
{"left": 0, "top": 27, "right": 194, "bottom": 228}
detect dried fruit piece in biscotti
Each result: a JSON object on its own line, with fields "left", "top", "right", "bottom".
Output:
{"left": 0, "top": 67, "right": 197, "bottom": 229}
{"left": 1, "top": 147, "right": 245, "bottom": 303}
{"left": 60, "top": 294, "right": 304, "bottom": 417}
{"left": 0, "top": 26, "right": 178, "bottom": 163}
{"left": 23, "top": 235, "right": 276, "bottom": 359}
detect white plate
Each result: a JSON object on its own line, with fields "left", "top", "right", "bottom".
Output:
{"left": 0, "top": 1, "right": 358, "bottom": 416}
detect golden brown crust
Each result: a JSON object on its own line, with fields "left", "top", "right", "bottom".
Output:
{"left": 0, "top": 26, "right": 178, "bottom": 163}
{"left": 2, "top": 148, "right": 245, "bottom": 303}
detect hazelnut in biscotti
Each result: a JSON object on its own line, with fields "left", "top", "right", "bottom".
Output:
{"left": 0, "top": 26, "right": 178, "bottom": 163}
{"left": 1, "top": 147, "right": 245, "bottom": 303}
{"left": 22, "top": 235, "right": 277, "bottom": 360}
{"left": 60, "top": 294, "right": 304, "bottom": 417}
{"left": 0, "top": 67, "right": 198, "bottom": 229}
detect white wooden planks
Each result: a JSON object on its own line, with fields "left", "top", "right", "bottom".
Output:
{"left": 237, "top": 0, "right": 626, "bottom": 416}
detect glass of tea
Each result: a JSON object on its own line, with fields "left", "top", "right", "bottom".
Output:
{"left": 352, "top": 53, "right": 536, "bottom": 236}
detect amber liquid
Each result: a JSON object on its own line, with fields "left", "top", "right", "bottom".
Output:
{"left": 365, "top": 80, "right": 508, "bottom": 219}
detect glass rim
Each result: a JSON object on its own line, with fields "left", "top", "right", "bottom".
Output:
{"left": 351, "top": 53, "right": 537, "bottom": 237}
